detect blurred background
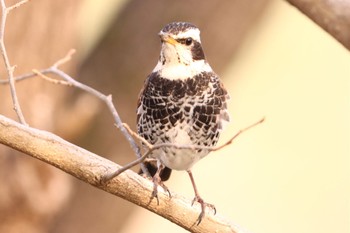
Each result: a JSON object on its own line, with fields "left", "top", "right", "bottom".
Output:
{"left": 0, "top": 0, "right": 349, "bottom": 233}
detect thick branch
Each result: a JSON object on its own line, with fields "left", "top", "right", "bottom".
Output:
{"left": 285, "top": 0, "right": 350, "bottom": 51}
{"left": 0, "top": 114, "right": 244, "bottom": 233}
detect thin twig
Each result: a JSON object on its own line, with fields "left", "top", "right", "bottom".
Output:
{"left": 102, "top": 152, "right": 149, "bottom": 181}
{"left": 123, "top": 117, "right": 265, "bottom": 153}
{"left": 0, "top": 0, "right": 28, "bottom": 125}
{"left": 7, "top": 0, "right": 29, "bottom": 12}
{"left": 105, "top": 118, "right": 265, "bottom": 181}
{"left": 0, "top": 49, "right": 150, "bottom": 175}
{"left": 122, "top": 123, "right": 153, "bottom": 148}
{"left": 32, "top": 69, "right": 71, "bottom": 86}
{"left": 52, "top": 48, "right": 76, "bottom": 68}
{"left": 0, "top": 69, "right": 49, "bottom": 84}
{"left": 209, "top": 117, "right": 265, "bottom": 151}
{"left": 36, "top": 50, "right": 148, "bottom": 175}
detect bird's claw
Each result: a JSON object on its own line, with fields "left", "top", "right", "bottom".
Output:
{"left": 150, "top": 174, "right": 171, "bottom": 205}
{"left": 192, "top": 196, "right": 216, "bottom": 225}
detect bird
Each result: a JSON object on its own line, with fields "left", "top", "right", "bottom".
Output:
{"left": 136, "top": 22, "right": 230, "bottom": 224}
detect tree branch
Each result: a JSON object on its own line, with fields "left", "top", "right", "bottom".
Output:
{"left": 285, "top": 0, "right": 350, "bottom": 51}
{"left": 0, "top": 49, "right": 149, "bottom": 176}
{"left": 0, "top": 114, "right": 245, "bottom": 233}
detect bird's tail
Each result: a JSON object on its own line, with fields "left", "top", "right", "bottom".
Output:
{"left": 139, "top": 161, "right": 172, "bottom": 181}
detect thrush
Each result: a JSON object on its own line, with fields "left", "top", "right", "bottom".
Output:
{"left": 137, "top": 22, "right": 230, "bottom": 224}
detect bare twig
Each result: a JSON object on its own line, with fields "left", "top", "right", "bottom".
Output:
{"left": 2, "top": 49, "right": 149, "bottom": 175}
{"left": 7, "top": 0, "right": 29, "bottom": 12}
{"left": 0, "top": 70, "right": 47, "bottom": 84}
{"left": 47, "top": 50, "right": 149, "bottom": 175}
{"left": 0, "top": 0, "right": 29, "bottom": 125}
{"left": 123, "top": 118, "right": 265, "bottom": 152}
{"left": 52, "top": 48, "right": 76, "bottom": 68}
{"left": 104, "top": 118, "right": 265, "bottom": 180}
{"left": 48, "top": 52, "right": 148, "bottom": 174}
{"left": 32, "top": 69, "right": 71, "bottom": 86}
{"left": 208, "top": 117, "right": 265, "bottom": 151}
{"left": 0, "top": 114, "right": 245, "bottom": 233}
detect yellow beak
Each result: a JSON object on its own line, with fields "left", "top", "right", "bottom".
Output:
{"left": 161, "top": 35, "right": 177, "bottom": 45}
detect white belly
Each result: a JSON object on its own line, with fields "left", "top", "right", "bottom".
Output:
{"left": 151, "top": 126, "right": 209, "bottom": 170}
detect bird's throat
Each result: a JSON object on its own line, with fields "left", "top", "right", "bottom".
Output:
{"left": 153, "top": 59, "right": 212, "bottom": 80}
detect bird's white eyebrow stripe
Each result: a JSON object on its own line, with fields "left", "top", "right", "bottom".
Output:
{"left": 160, "top": 28, "right": 201, "bottom": 43}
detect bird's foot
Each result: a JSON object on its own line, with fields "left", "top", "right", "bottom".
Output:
{"left": 150, "top": 173, "right": 171, "bottom": 205}
{"left": 191, "top": 195, "right": 216, "bottom": 225}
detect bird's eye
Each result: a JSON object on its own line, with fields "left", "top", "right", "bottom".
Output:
{"left": 185, "top": 38, "right": 193, "bottom": 46}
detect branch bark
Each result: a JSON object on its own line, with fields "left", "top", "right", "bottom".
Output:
{"left": 0, "top": 114, "right": 244, "bottom": 233}
{"left": 285, "top": 0, "right": 350, "bottom": 51}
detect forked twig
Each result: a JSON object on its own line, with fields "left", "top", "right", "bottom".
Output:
{"left": 0, "top": 49, "right": 149, "bottom": 175}
{"left": 42, "top": 50, "right": 148, "bottom": 174}
{"left": 32, "top": 69, "right": 71, "bottom": 86}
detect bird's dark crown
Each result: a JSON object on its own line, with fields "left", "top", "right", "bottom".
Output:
{"left": 161, "top": 22, "right": 198, "bottom": 35}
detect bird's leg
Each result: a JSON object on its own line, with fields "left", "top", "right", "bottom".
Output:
{"left": 187, "top": 170, "right": 216, "bottom": 225}
{"left": 151, "top": 162, "right": 171, "bottom": 205}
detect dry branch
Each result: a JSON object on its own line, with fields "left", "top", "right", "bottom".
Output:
{"left": 285, "top": 0, "right": 350, "bottom": 51}
{"left": 0, "top": 114, "right": 244, "bottom": 233}
{"left": 0, "top": 49, "right": 149, "bottom": 176}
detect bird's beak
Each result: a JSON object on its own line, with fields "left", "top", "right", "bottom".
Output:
{"left": 160, "top": 34, "right": 177, "bottom": 46}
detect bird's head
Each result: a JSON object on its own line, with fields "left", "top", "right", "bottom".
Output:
{"left": 159, "top": 22, "right": 205, "bottom": 65}
{"left": 153, "top": 22, "right": 212, "bottom": 80}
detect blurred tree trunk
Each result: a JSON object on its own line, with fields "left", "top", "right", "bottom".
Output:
{"left": 285, "top": 0, "right": 350, "bottom": 51}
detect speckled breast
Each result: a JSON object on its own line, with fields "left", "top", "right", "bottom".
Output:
{"left": 137, "top": 71, "right": 229, "bottom": 170}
